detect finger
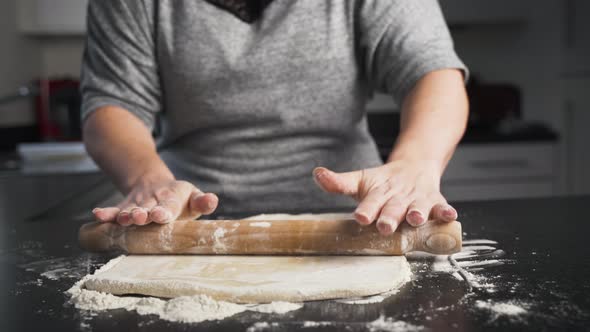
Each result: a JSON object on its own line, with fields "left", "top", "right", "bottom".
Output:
{"left": 431, "top": 203, "right": 457, "bottom": 222}
{"left": 92, "top": 207, "right": 120, "bottom": 223}
{"left": 139, "top": 197, "right": 158, "bottom": 211}
{"left": 353, "top": 180, "right": 397, "bottom": 225}
{"left": 149, "top": 204, "right": 175, "bottom": 224}
{"left": 116, "top": 204, "right": 137, "bottom": 226}
{"left": 130, "top": 207, "right": 149, "bottom": 225}
{"left": 313, "top": 167, "right": 361, "bottom": 197}
{"left": 189, "top": 192, "right": 219, "bottom": 216}
{"left": 376, "top": 197, "right": 409, "bottom": 235}
{"left": 136, "top": 197, "right": 158, "bottom": 225}
{"left": 405, "top": 198, "right": 432, "bottom": 227}
{"left": 150, "top": 184, "right": 191, "bottom": 224}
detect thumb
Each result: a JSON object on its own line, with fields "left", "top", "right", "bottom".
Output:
{"left": 313, "top": 167, "right": 360, "bottom": 197}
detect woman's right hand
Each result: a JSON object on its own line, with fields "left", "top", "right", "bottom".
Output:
{"left": 92, "top": 177, "right": 219, "bottom": 226}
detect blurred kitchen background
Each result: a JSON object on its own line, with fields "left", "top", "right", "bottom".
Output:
{"left": 0, "top": 0, "right": 588, "bottom": 220}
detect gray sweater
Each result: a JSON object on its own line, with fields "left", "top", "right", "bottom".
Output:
{"left": 81, "top": 0, "right": 466, "bottom": 215}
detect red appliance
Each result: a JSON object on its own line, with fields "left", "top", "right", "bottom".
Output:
{"left": 35, "top": 78, "right": 82, "bottom": 141}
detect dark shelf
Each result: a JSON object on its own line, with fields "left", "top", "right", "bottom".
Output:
{"left": 367, "top": 112, "right": 559, "bottom": 160}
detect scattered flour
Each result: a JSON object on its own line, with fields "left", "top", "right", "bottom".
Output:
{"left": 302, "top": 321, "right": 334, "bottom": 327}
{"left": 475, "top": 300, "right": 528, "bottom": 318}
{"left": 66, "top": 257, "right": 303, "bottom": 324}
{"left": 427, "top": 241, "right": 511, "bottom": 293}
{"left": 366, "top": 314, "right": 424, "bottom": 332}
{"left": 246, "top": 316, "right": 423, "bottom": 331}
{"left": 462, "top": 239, "right": 498, "bottom": 245}
{"left": 41, "top": 268, "right": 72, "bottom": 280}
{"left": 246, "top": 322, "right": 279, "bottom": 332}
{"left": 458, "top": 245, "right": 496, "bottom": 251}
{"left": 431, "top": 255, "right": 455, "bottom": 273}
{"left": 248, "top": 301, "right": 304, "bottom": 314}
{"left": 212, "top": 227, "right": 227, "bottom": 252}
{"left": 336, "top": 289, "right": 401, "bottom": 304}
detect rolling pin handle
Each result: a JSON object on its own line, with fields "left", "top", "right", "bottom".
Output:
{"left": 408, "top": 221, "right": 462, "bottom": 255}
{"left": 78, "top": 222, "right": 122, "bottom": 252}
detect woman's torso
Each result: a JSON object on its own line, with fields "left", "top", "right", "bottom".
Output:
{"left": 155, "top": 0, "right": 382, "bottom": 215}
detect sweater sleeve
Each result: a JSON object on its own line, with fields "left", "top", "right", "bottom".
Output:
{"left": 80, "top": 0, "right": 161, "bottom": 130}
{"left": 356, "top": 0, "right": 468, "bottom": 102}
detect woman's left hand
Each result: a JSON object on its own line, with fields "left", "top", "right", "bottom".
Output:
{"left": 313, "top": 160, "right": 457, "bottom": 235}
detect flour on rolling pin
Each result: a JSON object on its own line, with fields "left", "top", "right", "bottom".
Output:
{"left": 159, "top": 223, "right": 174, "bottom": 252}
{"left": 78, "top": 213, "right": 462, "bottom": 255}
{"left": 249, "top": 222, "right": 271, "bottom": 228}
{"left": 211, "top": 222, "right": 242, "bottom": 253}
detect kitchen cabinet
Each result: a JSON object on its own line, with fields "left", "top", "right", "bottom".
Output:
{"left": 439, "top": 0, "right": 527, "bottom": 26}
{"left": 563, "top": 0, "right": 590, "bottom": 74}
{"left": 563, "top": 78, "right": 590, "bottom": 195}
{"left": 19, "top": 0, "right": 87, "bottom": 35}
{"left": 442, "top": 142, "right": 558, "bottom": 201}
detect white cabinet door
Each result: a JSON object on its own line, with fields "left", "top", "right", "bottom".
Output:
{"left": 19, "top": 0, "right": 88, "bottom": 35}
{"left": 442, "top": 143, "right": 558, "bottom": 201}
{"left": 444, "top": 143, "right": 555, "bottom": 182}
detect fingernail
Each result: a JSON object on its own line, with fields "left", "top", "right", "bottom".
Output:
{"left": 131, "top": 207, "right": 144, "bottom": 215}
{"left": 206, "top": 199, "right": 216, "bottom": 210}
{"left": 92, "top": 208, "right": 101, "bottom": 214}
{"left": 407, "top": 210, "right": 425, "bottom": 226}
{"left": 377, "top": 218, "right": 395, "bottom": 235}
{"left": 443, "top": 206, "right": 456, "bottom": 218}
{"left": 118, "top": 212, "right": 131, "bottom": 224}
{"left": 354, "top": 210, "right": 371, "bottom": 225}
{"left": 313, "top": 168, "right": 327, "bottom": 179}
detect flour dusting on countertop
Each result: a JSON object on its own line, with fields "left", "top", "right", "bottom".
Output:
{"left": 366, "top": 314, "right": 424, "bottom": 331}
{"left": 246, "top": 322, "right": 278, "bottom": 332}
{"left": 475, "top": 300, "right": 528, "bottom": 318}
{"left": 245, "top": 317, "right": 424, "bottom": 331}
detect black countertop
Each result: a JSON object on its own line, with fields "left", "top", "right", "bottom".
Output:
{"left": 1, "top": 195, "right": 590, "bottom": 331}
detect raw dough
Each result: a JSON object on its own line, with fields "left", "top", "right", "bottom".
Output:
{"left": 84, "top": 255, "right": 411, "bottom": 303}
{"left": 83, "top": 213, "right": 412, "bottom": 303}
{"left": 67, "top": 257, "right": 303, "bottom": 323}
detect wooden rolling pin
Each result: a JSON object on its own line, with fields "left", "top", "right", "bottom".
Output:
{"left": 79, "top": 218, "right": 461, "bottom": 255}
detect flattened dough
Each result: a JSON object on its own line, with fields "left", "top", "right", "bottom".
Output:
{"left": 83, "top": 213, "right": 412, "bottom": 303}
{"left": 84, "top": 255, "right": 411, "bottom": 303}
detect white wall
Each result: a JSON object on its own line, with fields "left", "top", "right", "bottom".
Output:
{"left": 0, "top": 0, "right": 41, "bottom": 126}
{"left": 38, "top": 37, "right": 85, "bottom": 77}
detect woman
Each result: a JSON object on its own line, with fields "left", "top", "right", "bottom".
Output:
{"left": 84, "top": 0, "right": 468, "bottom": 235}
